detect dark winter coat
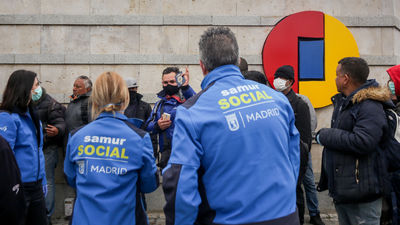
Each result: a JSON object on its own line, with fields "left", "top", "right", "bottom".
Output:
{"left": 317, "top": 79, "right": 391, "bottom": 203}
{"left": 0, "top": 135, "right": 25, "bottom": 225}
{"left": 124, "top": 92, "right": 152, "bottom": 129}
{"left": 31, "top": 88, "right": 66, "bottom": 149}
{"left": 286, "top": 89, "right": 311, "bottom": 182}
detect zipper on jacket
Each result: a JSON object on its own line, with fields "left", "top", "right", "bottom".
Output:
{"left": 355, "top": 159, "right": 359, "bottom": 184}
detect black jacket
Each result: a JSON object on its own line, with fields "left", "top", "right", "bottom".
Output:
{"left": 286, "top": 89, "right": 311, "bottom": 182}
{"left": 31, "top": 88, "right": 66, "bottom": 148}
{"left": 124, "top": 92, "right": 152, "bottom": 128}
{"left": 317, "top": 79, "right": 390, "bottom": 203}
{"left": 0, "top": 135, "right": 26, "bottom": 225}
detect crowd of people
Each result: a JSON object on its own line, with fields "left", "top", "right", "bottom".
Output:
{"left": 0, "top": 26, "right": 400, "bottom": 225}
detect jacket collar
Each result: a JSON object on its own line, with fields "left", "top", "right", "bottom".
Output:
{"left": 333, "top": 79, "right": 392, "bottom": 110}
{"left": 201, "top": 65, "right": 243, "bottom": 90}
{"left": 70, "top": 91, "right": 91, "bottom": 102}
{"left": 96, "top": 112, "right": 127, "bottom": 121}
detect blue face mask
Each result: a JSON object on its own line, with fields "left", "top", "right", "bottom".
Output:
{"left": 389, "top": 81, "right": 396, "bottom": 95}
{"left": 32, "top": 86, "right": 42, "bottom": 101}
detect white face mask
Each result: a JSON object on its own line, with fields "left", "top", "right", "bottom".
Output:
{"left": 273, "top": 78, "right": 289, "bottom": 92}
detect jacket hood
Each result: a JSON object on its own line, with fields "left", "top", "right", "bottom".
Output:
{"left": 387, "top": 64, "right": 400, "bottom": 96}
{"left": 352, "top": 85, "right": 391, "bottom": 105}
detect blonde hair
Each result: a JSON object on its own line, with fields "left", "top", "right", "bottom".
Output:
{"left": 91, "top": 72, "right": 129, "bottom": 120}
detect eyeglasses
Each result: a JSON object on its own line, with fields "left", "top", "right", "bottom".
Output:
{"left": 162, "top": 80, "right": 176, "bottom": 85}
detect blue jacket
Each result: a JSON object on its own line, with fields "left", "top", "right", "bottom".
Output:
{"left": 162, "top": 65, "right": 300, "bottom": 225}
{"left": 0, "top": 107, "right": 46, "bottom": 185}
{"left": 145, "top": 86, "right": 196, "bottom": 152}
{"left": 64, "top": 112, "right": 159, "bottom": 225}
{"left": 317, "top": 80, "right": 390, "bottom": 203}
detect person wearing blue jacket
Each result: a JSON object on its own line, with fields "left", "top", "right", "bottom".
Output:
{"left": 145, "top": 67, "right": 196, "bottom": 169}
{"left": 64, "top": 71, "right": 159, "bottom": 225}
{"left": 163, "top": 27, "right": 300, "bottom": 225}
{"left": 0, "top": 70, "right": 47, "bottom": 225}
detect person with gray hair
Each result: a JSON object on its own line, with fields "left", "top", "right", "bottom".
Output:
{"left": 65, "top": 75, "right": 92, "bottom": 135}
{"left": 163, "top": 26, "right": 300, "bottom": 224}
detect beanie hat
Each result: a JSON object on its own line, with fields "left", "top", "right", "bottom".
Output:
{"left": 274, "top": 65, "right": 294, "bottom": 81}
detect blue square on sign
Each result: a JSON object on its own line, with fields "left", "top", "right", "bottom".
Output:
{"left": 299, "top": 39, "right": 324, "bottom": 80}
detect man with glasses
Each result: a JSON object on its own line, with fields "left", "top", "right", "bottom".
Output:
{"left": 145, "top": 67, "right": 195, "bottom": 169}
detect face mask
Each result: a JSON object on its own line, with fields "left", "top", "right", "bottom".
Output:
{"left": 273, "top": 78, "right": 288, "bottom": 92}
{"left": 32, "top": 86, "right": 42, "bottom": 101}
{"left": 389, "top": 81, "right": 396, "bottom": 95}
{"left": 163, "top": 84, "right": 179, "bottom": 96}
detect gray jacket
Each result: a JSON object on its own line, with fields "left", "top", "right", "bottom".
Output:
{"left": 65, "top": 91, "right": 91, "bottom": 134}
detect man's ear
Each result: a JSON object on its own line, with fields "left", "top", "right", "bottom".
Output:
{"left": 199, "top": 60, "right": 208, "bottom": 76}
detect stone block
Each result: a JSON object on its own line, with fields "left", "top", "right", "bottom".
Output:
{"left": 213, "top": 16, "right": 260, "bottom": 26}
{"left": 362, "top": 55, "right": 397, "bottom": 66}
{"left": 237, "top": 0, "right": 285, "bottom": 17}
{"left": 0, "top": 54, "right": 14, "bottom": 64}
{"left": 64, "top": 54, "right": 90, "bottom": 64}
{"left": 0, "top": 25, "right": 40, "bottom": 54}
{"left": 40, "top": 65, "right": 90, "bottom": 96}
{"left": 90, "top": 0, "right": 139, "bottom": 15}
{"left": 368, "top": 66, "right": 392, "bottom": 86}
{"left": 188, "top": 26, "right": 209, "bottom": 55}
{"left": 260, "top": 16, "right": 281, "bottom": 26}
{"left": 41, "top": 26, "right": 66, "bottom": 54}
{"left": 90, "top": 26, "right": 140, "bottom": 54}
{"left": 89, "top": 54, "right": 115, "bottom": 64}
{"left": 162, "top": 0, "right": 236, "bottom": 16}
{"left": 139, "top": 65, "right": 168, "bottom": 95}
{"left": 139, "top": 0, "right": 162, "bottom": 15}
{"left": 236, "top": 26, "right": 270, "bottom": 55}
{"left": 163, "top": 55, "right": 198, "bottom": 65}
{"left": 164, "top": 16, "right": 212, "bottom": 25}
{"left": 0, "top": 65, "right": 17, "bottom": 94}
{"left": 395, "top": 30, "right": 400, "bottom": 57}
{"left": 65, "top": 26, "right": 90, "bottom": 54}
{"left": 382, "top": 28, "right": 395, "bottom": 56}
{"left": 350, "top": 28, "right": 382, "bottom": 55}
{"left": 0, "top": 0, "right": 40, "bottom": 15}
{"left": 140, "top": 26, "right": 188, "bottom": 55}
{"left": 41, "top": 0, "right": 90, "bottom": 15}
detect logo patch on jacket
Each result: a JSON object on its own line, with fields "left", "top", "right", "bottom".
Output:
{"left": 0, "top": 126, "right": 7, "bottom": 132}
{"left": 225, "top": 113, "right": 240, "bottom": 131}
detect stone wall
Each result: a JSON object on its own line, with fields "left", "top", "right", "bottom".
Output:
{"left": 1, "top": 0, "right": 399, "bottom": 218}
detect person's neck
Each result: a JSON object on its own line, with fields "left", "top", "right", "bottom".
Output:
{"left": 283, "top": 87, "right": 291, "bottom": 95}
{"left": 342, "top": 83, "right": 361, "bottom": 97}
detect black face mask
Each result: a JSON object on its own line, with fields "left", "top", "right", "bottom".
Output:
{"left": 163, "top": 85, "right": 179, "bottom": 96}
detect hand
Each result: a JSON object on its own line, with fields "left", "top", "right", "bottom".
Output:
{"left": 43, "top": 185, "right": 48, "bottom": 197}
{"left": 45, "top": 125, "right": 59, "bottom": 137}
{"left": 182, "top": 66, "right": 189, "bottom": 86}
{"left": 157, "top": 117, "right": 172, "bottom": 130}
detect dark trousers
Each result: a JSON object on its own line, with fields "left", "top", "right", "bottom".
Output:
{"left": 296, "top": 148, "right": 309, "bottom": 224}
{"left": 22, "top": 181, "right": 48, "bottom": 225}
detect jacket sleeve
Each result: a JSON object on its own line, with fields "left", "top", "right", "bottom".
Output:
{"left": 139, "top": 133, "right": 159, "bottom": 193}
{"left": 182, "top": 85, "right": 196, "bottom": 100}
{"left": 0, "top": 113, "right": 18, "bottom": 151}
{"left": 63, "top": 134, "right": 76, "bottom": 188}
{"left": 162, "top": 107, "right": 202, "bottom": 225}
{"left": 287, "top": 105, "right": 301, "bottom": 182}
{"left": 49, "top": 101, "right": 66, "bottom": 139}
{"left": 296, "top": 100, "right": 312, "bottom": 150}
{"left": 145, "top": 101, "right": 162, "bottom": 134}
{"left": 318, "top": 100, "right": 386, "bottom": 155}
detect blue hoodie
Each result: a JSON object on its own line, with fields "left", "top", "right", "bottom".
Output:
{"left": 64, "top": 112, "right": 159, "bottom": 225}
{"left": 162, "top": 65, "right": 300, "bottom": 225}
{"left": 0, "top": 108, "right": 46, "bottom": 186}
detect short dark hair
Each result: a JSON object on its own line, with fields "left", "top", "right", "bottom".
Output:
{"left": 77, "top": 75, "right": 92, "bottom": 89}
{"left": 338, "top": 57, "right": 369, "bottom": 84}
{"left": 199, "top": 27, "right": 239, "bottom": 72}
{"left": 244, "top": 71, "right": 269, "bottom": 86}
{"left": 0, "top": 70, "right": 37, "bottom": 112}
{"left": 162, "top": 67, "right": 180, "bottom": 77}
{"left": 239, "top": 57, "right": 248, "bottom": 74}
